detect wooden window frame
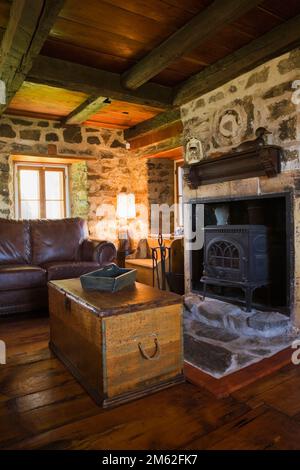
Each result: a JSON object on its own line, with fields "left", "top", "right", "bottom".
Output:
{"left": 15, "top": 163, "right": 69, "bottom": 219}
{"left": 175, "top": 160, "right": 184, "bottom": 228}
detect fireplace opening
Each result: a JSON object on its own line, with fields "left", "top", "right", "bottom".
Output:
{"left": 190, "top": 193, "right": 292, "bottom": 315}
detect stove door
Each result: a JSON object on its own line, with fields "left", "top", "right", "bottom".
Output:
{"left": 204, "top": 238, "right": 245, "bottom": 282}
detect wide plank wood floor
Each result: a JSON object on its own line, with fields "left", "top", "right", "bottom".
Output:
{"left": 1, "top": 315, "right": 300, "bottom": 450}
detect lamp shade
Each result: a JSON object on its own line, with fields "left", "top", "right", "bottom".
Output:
{"left": 116, "top": 192, "right": 136, "bottom": 218}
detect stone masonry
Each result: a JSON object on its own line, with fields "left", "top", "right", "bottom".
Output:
{"left": 184, "top": 294, "right": 297, "bottom": 378}
{"left": 147, "top": 159, "right": 175, "bottom": 233}
{"left": 181, "top": 47, "right": 300, "bottom": 326}
{"left": 0, "top": 116, "right": 174, "bottom": 243}
{"left": 181, "top": 48, "right": 300, "bottom": 168}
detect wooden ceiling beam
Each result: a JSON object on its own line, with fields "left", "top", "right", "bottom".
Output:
{"left": 143, "top": 147, "right": 183, "bottom": 161}
{"left": 133, "top": 135, "right": 182, "bottom": 159}
{"left": 125, "top": 109, "right": 183, "bottom": 159}
{"left": 27, "top": 56, "right": 174, "bottom": 109}
{"left": 0, "top": 0, "right": 65, "bottom": 115}
{"left": 124, "top": 108, "right": 181, "bottom": 142}
{"left": 121, "top": 0, "right": 263, "bottom": 90}
{"left": 62, "top": 96, "right": 111, "bottom": 125}
{"left": 129, "top": 121, "right": 183, "bottom": 150}
{"left": 174, "top": 14, "right": 300, "bottom": 106}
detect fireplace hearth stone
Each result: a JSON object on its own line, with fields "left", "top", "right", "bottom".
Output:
{"left": 184, "top": 294, "right": 298, "bottom": 378}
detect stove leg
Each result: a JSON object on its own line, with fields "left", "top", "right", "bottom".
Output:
{"left": 202, "top": 282, "right": 206, "bottom": 300}
{"left": 245, "top": 287, "right": 254, "bottom": 312}
{"left": 267, "top": 284, "right": 272, "bottom": 307}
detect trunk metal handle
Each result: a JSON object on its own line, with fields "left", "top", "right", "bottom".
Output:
{"left": 138, "top": 337, "right": 160, "bottom": 360}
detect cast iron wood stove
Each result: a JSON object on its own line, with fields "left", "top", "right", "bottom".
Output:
{"left": 201, "top": 225, "right": 270, "bottom": 311}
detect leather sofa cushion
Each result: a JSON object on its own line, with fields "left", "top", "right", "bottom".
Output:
{"left": 0, "top": 287, "right": 48, "bottom": 314}
{"left": 43, "top": 261, "right": 100, "bottom": 281}
{"left": 0, "top": 265, "right": 47, "bottom": 291}
{"left": 0, "top": 219, "right": 30, "bottom": 264}
{"left": 31, "top": 218, "right": 88, "bottom": 265}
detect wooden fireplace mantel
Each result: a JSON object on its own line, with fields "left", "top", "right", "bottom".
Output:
{"left": 184, "top": 145, "right": 282, "bottom": 189}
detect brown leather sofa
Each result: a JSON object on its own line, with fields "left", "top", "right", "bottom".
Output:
{"left": 0, "top": 218, "right": 116, "bottom": 316}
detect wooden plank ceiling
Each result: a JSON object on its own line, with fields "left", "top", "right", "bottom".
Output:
{"left": 43, "top": 0, "right": 300, "bottom": 87}
{"left": 7, "top": 82, "right": 88, "bottom": 122}
{"left": 0, "top": 0, "right": 299, "bottom": 151}
{"left": 8, "top": 82, "right": 163, "bottom": 129}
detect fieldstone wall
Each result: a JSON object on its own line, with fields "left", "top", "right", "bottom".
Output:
{"left": 181, "top": 48, "right": 300, "bottom": 326}
{"left": 69, "top": 162, "right": 89, "bottom": 218}
{"left": 88, "top": 157, "right": 175, "bottom": 241}
{"left": 0, "top": 116, "right": 174, "bottom": 242}
{"left": 181, "top": 48, "right": 300, "bottom": 169}
{"left": 147, "top": 158, "right": 175, "bottom": 233}
{"left": 0, "top": 116, "right": 127, "bottom": 219}
{"left": 87, "top": 152, "right": 149, "bottom": 241}
{"left": 147, "top": 159, "right": 175, "bottom": 207}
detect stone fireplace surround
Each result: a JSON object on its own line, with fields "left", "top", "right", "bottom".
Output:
{"left": 184, "top": 172, "right": 300, "bottom": 327}
{"left": 182, "top": 174, "right": 300, "bottom": 378}
{"left": 191, "top": 191, "right": 291, "bottom": 315}
{"left": 181, "top": 48, "right": 300, "bottom": 329}
{"left": 179, "top": 49, "right": 300, "bottom": 378}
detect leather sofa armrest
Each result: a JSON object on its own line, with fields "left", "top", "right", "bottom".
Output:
{"left": 81, "top": 239, "right": 117, "bottom": 266}
{"left": 94, "top": 241, "right": 117, "bottom": 266}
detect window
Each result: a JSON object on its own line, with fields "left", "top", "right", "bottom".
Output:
{"left": 175, "top": 161, "right": 184, "bottom": 228}
{"left": 15, "top": 164, "right": 69, "bottom": 219}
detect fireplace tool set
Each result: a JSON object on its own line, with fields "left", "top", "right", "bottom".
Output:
{"left": 151, "top": 233, "right": 169, "bottom": 290}
{"left": 151, "top": 234, "right": 185, "bottom": 295}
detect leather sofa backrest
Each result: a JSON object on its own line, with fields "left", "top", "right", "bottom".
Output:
{"left": 0, "top": 219, "right": 31, "bottom": 265}
{"left": 31, "top": 218, "right": 88, "bottom": 265}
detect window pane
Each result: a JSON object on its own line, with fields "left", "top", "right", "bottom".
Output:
{"left": 17, "top": 166, "right": 67, "bottom": 220}
{"left": 21, "top": 201, "right": 39, "bottom": 219}
{"left": 19, "top": 170, "right": 39, "bottom": 199}
{"left": 45, "top": 171, "right": 64, "bottom": 200}
{"left": 46, "top": 201, "right": 64, "bottom": 219}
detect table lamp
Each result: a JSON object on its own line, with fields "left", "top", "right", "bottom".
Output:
{"left": 116, "top": 192, "right": 136, "bottom": 260}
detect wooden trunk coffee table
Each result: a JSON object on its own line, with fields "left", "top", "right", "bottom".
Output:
{"left": 48, "top": 279, "right": 184, "bottom": 408}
